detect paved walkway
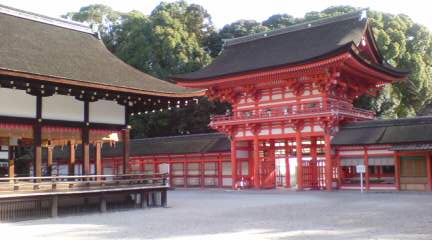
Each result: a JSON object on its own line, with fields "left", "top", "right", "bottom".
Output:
{"left": 1, "top": 189, "right": 432, "bottom": 239}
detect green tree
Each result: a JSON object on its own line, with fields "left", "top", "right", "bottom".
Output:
{"left": 303, "top": 7, "right": 432, "bottom": 118}
{"left": 263, "top": 14, "right": 297, "bottom": 29}
{"left": 209, "top": 20, "right": 269, "bottom": 57}
{"left": 63, "top": 4, "right": 123, "bottom": 45}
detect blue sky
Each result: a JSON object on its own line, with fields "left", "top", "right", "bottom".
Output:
{"left": 0, "top": 0, "right": 431, "bottom": 30}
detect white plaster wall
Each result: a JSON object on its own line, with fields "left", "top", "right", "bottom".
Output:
{"left": 0, "top": 88, "right": 36, "bottom": 118}
{"left": 43, "top": 94, "right": 84, "bottom": 121}
{"left": 236, "top": 150, "right": 249, "bottom": 158}
{"left": 271, "top": 128, "right": 282, "bottom": 134}
{"left": 90, "top": 100, "right": 125, "bottom": 125}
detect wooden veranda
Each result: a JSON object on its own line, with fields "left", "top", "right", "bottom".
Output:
{"left": 0, "top": 173, "right": 168, "bottom": 221}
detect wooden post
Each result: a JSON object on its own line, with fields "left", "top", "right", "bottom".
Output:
{"left": 100, "top": 195, "right": 107, "bottom": 213}
{"left": 230, "top": 138, "right": 237, "bottom": 189}
{"left": 34, "top": 129, "right": 42, "bottom": 178}
{"left": 141, "top": 191, "right": 148, "bottom": 208}
{"left": 426, "top": 153, "right": 432, "bottom": 192}
{"left": 324, "top": 133, "right": 332, "bottom": 192}
{"left": 83, "top": 144, "right": 90, "bottom": 175}
{"left": 8, "top": 146, "right": 15, "bottom": 179}
{"left": 95, "top": 141, "right": 102, "bottom": 176}
{"left": 295, "top": 130, "right": 303, "bottom": 190}
{"left": 253, "top": 136, "right": 260, "bottom": 188}
{"left": 68, "top": 142, "right": 76, "bottom": 176}
{"left": 47, "top": 146, "right": 53, "bottom": 176}
{"left": 394, "top": 153, "right": 401, "bottom": 190}
{"left": 161, "top": 189, "right": 167, "bottom": 207}
{"left": 364, "top": 147, "right": 370, "bottom": 191}
{"left": 122, "top": 129, "right": 130, "bottom": 174}
{"left": 34, "top": 95, "right": 42, "bottom": 178}
{"left": 51, "top": 195, "right": 58, "bottom": 218}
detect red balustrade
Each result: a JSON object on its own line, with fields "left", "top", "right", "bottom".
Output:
{"left": 210, "top": 99, "right": 374, "bottom": 126}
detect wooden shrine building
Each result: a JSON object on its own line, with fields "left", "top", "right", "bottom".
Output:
{"left": 0, "top": 4, "right": 200, "bottom": 220}
{"left": 173, "top": 10, "right": 422, "bottom": 191}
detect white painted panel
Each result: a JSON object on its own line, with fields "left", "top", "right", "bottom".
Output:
{"left": 236, "top": 131, "right": 244, "bottom": 137}
{"left": 314, "top": 126, "right": 324, "bottom": 132}
{"left": 304, "top": 90, "right": 311, "bottom": 95}
{"left": 301, "top": 97, "right": 322, "bottom": 102}
{"left": 272, "top": 128, "right": 282, "bottom": 134}
{"left": 339, "top": 150, "right": 365, "bottom": 156}
{"left": 43, "top": 95, "right": 84, "bottom": 121}
{"left": 368, "top": 156, "right": 395, "bottom": 166}
{"left": 273, "top": 94, "right": 282, "bottom": 100}
{"left": 367, "top": 149, "right": 394, "bottom": 154}
{"left": 284, "top": 128, "right": 295, "bottom": 133}
{"left": 285, "top": 92, "right": 295, "bottom": 98}
{"left": 312, "top": 89, "right": 320, "bottom": 95}
{"left": 340, "top": 157, "right": 364, "bottom": 166}
{"left": 0, "top": 88, "right": 36, "bottom": 118}
{"left": 0, "top": 152, "right": 8, "bottom": 159}
{"left": 302, "top": 126, "right": 312, "bottom": 133}
{"left": 237, "top": 150, "right": 249, "bottom": 158}
{"left": 90, "top": 100, "right": 125, "bottom": 125}
{"left": 245, "top": 131, "right": 253, "bottom": 136}
{"left": 261, "top": 95, "right": 270, "bottom": 101}
{"left": 259, "top": 129, "right": 269, "bottom": 135}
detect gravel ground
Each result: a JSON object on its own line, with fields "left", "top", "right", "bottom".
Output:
{"left": 1, "top": 189, "right": 432, "bottom": 240}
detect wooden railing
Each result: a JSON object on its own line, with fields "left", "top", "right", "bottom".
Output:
{"left": 210, "top": 99, "right": 374, "bottom": 126}
{"left": 0, "top": 173, "right": 168, "bottom": 193}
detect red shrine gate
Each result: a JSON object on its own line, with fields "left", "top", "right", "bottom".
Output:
{"left": 175, "top": 12, "right": 408, "bottom": 191}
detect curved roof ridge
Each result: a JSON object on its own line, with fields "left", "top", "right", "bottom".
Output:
{"left": 342, "top": 116, "right": 432, "bottom": 129}
{"left": 0, "top": 4, "right": 93, "bottom": 34}
{"left": 130, "top": 132, "right": 226, "bottom": 142}
{"left": 224, "top": 9, "right": 366, "bottom": 47}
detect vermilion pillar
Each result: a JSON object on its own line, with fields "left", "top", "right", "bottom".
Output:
{"left": 324, "top": 133, "right": 332, "bottom": 191}
{"left": 231, "top": 138, "right": 237, "bottom": 189}
{"left": 295, "top": 131, "right": 303, "bottom": 190}
{"left": 426, "top": 153, "right": 432, "bottom": 192}
{"left": 284, "top": 140, "right": 291, "bottom": 188}
{"left": 364, "top": 147, "right": 370, "bottom": 191}
{"left": 394, "top": 153, "right": 401, "bottom": 190}
{"left": 253, "top": 136, "right": 260, "bottom": 188}
{"left": 310, "top": 138, "right": 318, "bottom": 189}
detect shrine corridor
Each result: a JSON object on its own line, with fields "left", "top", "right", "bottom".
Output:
{"left": 3, "top": 189, "right": 432, "bottom": 240}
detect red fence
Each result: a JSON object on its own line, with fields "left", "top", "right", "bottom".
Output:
{"left": 103, "top": 152, "right": 232, "bottom": 188}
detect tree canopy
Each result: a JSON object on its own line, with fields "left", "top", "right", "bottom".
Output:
{"left": 64, "top": 2, "right": 432, "bottom": 138}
